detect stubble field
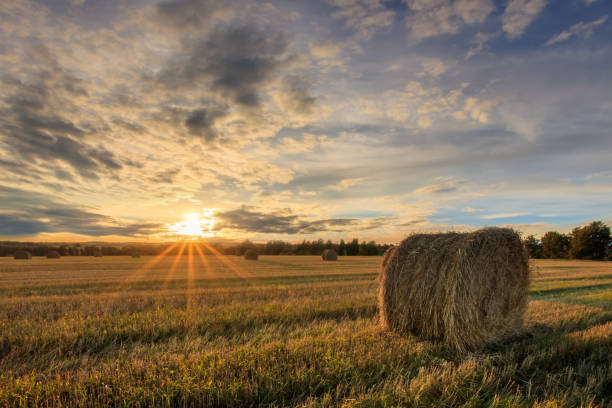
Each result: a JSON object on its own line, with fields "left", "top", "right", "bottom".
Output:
{"left": 1, "top": 246, "right": 612, "bottom": 407}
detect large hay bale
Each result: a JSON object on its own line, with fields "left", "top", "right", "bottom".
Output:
{"left": 46, "top": 250, "right": 61, "bottom": 259}
{"left": 379, "top": 227, "right": 529, "bottom": 351}
{"left": 14, "top": 250, "right": 32, "bottom": 260}
{"left": 321, "top": 249, "right": 338, "bottom": 261}
{"left": 243, "top": 249, "right": 258, "bottom": 260}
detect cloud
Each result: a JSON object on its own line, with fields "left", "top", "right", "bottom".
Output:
{"left": 213, "top": 206, "right": 396, "bottom": 234}
{"left": 327, "top": 177, "right": 365, "bottom": 191}
{"left": 404, "top": 0, "right": 494, "bottom": 40}
{"left": 276, "top": 76, "right": 317, "bottom": 117}
{"left": 0, "top": 186, "right": 163, "bottom": 237}
{"left": 545, "top": 15, "right": 608, "bottom": 46}
{"left": 378, "top": 81, "right": 497, "bottom": 127}
{"left": 412, "top": 177, "right": 468, "bottom": 195}
{"left": 184, "top": 106, "right": 228, "bottom": 141}
{"left": 465, "top": 31, "right": 498, "bottom": 59}
{"left": 155, "top": 0, "right": 232, "bottom": 29}
{"left": 0, "top": 50, "right": 122, "bottom": 180}
{"left": 277, "top": 133, "right": 328, "bottom": 154}
{"left": 309, "top": 41, "right": 342, "bottom": 60}
{"left": 149, "top": 168, "right": 181, "bottom": 184}
{"left": 502, "top": 0, "right": 548, "bottom": 39}
{"left": 418, "top": 58, "right": 449, "bottom": 78}
{"left": 156, "top": 23, "right": 291, "bottom": 108}
{"left": 328, "top": 0, "right": 395, "bottom": 40}
{"left": 214, "top": 206, "right": 357, "bottom": 234}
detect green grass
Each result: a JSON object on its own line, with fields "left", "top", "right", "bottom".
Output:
{"left": 1, "top": 254, "right": 612, "bottom": 407}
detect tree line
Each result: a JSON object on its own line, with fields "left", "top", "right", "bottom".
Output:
{"left": 2, "top": 222, "right": 610, "bottom": 259}
{"left": 523, "top": 221, "right": 611, "bottom": 260}
{"left": 0, "top": 238, "right": 392, "bottom": 257}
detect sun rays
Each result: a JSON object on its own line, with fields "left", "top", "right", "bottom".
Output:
{"left": 118, "top": 238, "right": 258, "bottom": 312}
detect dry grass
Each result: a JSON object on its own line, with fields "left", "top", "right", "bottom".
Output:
{"left": 322, "top": 249, "right": 338, "bottom": 261}
{"left": 379, "top": 228, "right": 529, "bottom": 351}
{"left": 1, "top": 252, "right": 611, "bottom": 407}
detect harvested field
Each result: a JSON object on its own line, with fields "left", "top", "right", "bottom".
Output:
{"left": 1, "top": 254, "right": 611, "bottom": 407}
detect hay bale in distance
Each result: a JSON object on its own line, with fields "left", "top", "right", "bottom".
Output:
{"left": 131, "top": 251, "right": 141, "bottom": 258}
{"left": 243, "top": 249, "right": 258, "bottom": 260}
{"left": 46, "top": 250, "right": 61, "bottom": 259}
{"left": 379, "top": 227, "right": 529, "bottom": 352}
{"left": 321, "top": 249, "right": 338, "bottom": 261}
{"left": 14, "top": 250, "right": 32, "bottom": 260}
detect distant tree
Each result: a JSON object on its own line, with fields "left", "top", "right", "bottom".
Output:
{"left": 346, "top": 238, "right": 359, "bottom": 256}
{"left": 338, "top": 240, "right": 346, "bottom": 256}
{"left": 569, "top": 221, "right": 611, "bottom": 260}
{"left": 524, "top": 235, "right": 543, "bottom": 258}
{"left": 359, "top": 241, "right": 379, "bottom": 256}
{"left": 541, "top": 231, "right": 570, "bottom": 259}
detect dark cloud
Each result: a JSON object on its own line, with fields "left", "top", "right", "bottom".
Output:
{"left": 214, "top": 206, "right": 364, "bottom": 234}
{"left": 184, "top": 106, "right": 228, "bottom": 141}
{"left": 0, "top": 46, "right": 122, "bottom": 180}
{"left": 157, "top": 23, "right": 290, "bottom": 108}
{"left": 0, "top": 186, "right": 163, "bottom": 237}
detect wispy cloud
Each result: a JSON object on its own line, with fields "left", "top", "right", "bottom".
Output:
{"left": 545, "top": 16, "right": 608, "bottom": 46}
{"left": 502, "top": 0, "right": 548, "bottom": 39}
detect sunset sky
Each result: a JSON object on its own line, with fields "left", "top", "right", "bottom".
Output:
{"left": 1, "top": 0, "right": 611, "bottom": 242}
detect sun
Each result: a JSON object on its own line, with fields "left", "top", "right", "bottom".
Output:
{"left": 169, "top": 210, "right": 215, "bottom": 238}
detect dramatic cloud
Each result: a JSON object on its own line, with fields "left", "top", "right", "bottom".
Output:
{"left": 502, "top": 0, "right": 548, "bottom": 39}
{"left": 545, "top": 16, "right": 608, "bottom": 46}
{"left": 214, "top": 206, "right": 359, "bottom": 234}
{"left": 0, "top": 48, "right": 122, "bottom": 180}
{"left": 0, "top": 0, "right": 611, "bottom": 241}
{"left": 157, "top": 24, "right": 290, "bottom": 108}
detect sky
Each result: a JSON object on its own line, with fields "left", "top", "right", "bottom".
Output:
{"left": 0, "top": 0, "right": 611, "bottom": 243}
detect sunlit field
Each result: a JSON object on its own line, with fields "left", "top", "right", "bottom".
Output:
{"left": 1, "top": 252, "right": 612, "bottom": 407}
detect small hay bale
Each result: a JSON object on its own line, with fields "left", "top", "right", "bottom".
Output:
{"left": 321, "top": 249, "right": 338, "bottom": 261}
{"left": 14, "top": 250, "right": 32, "bottom": 260}
{"left": 243, "top": 249, "right": 258, "bottom": 260}
{"left": 131, "top": 251, "right": 141, "bottom": 258}
{"left": 379, "top": 227, "right": 529, "bottom": 351}
{"left": 46, "top": 250, "right": 61, "bottom": 259}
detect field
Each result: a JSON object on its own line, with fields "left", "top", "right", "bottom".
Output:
{"left": 1, "top": 250, "right": 612, "bottom": 407}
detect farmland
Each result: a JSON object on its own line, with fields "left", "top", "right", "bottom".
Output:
{"left": 1, "top": 250, "right": 612, "bottom": 407}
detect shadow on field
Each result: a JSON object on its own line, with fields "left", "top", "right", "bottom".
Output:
{"left": 530, "top": 282, "right": 612, "bottom": 298}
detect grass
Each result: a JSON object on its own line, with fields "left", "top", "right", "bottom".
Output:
{"left": 1, "top": 251, "right": 612, "bottom": 407}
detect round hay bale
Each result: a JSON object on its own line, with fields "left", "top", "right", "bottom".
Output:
{"left": 379, "top": 227, "right": 529, "bottom": 351}
{"left": 46, "top": 250, "right": 61, "bottom": 259}
{"left": 243, "top": 249, "right": 258, "bottom": 260}
{"left": 131, "top": 251, "right": 141, "bottom": 258}
{"left": 321, "top": 249, "right": 338, "bottom": 261}
{"left": 14, "top": 250, "right": 32, "bottom": 260}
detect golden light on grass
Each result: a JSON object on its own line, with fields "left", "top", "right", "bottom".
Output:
{"left": 162, "top": 242, "right": 187, "bottom": 288}
{"left": 201, "top": 241, "right": 254, "bottom": 281}
{"left": 121, "top": 242, "right": 179, "bottom": 286}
